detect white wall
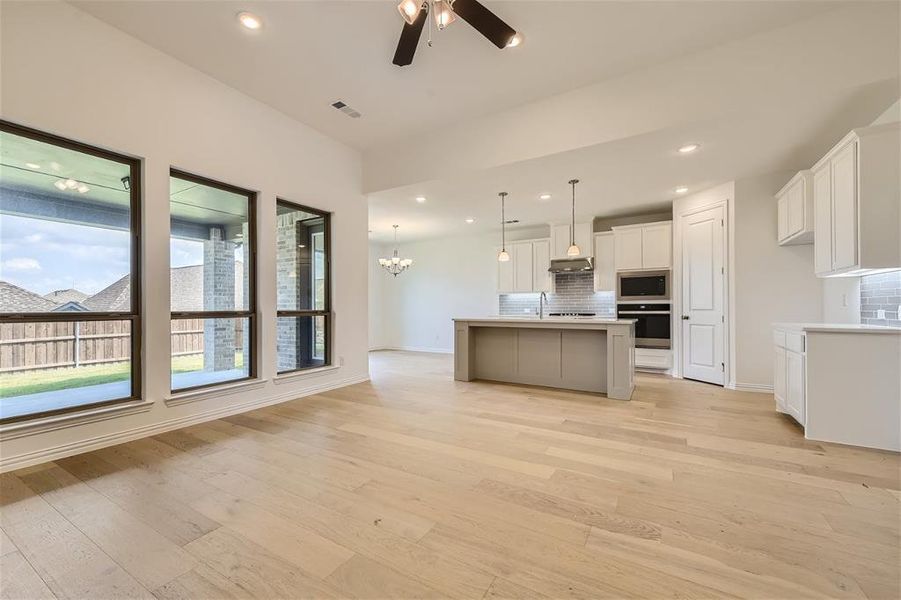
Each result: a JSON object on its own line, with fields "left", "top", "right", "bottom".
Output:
{"left": 368, "top": 242, "right": 388, "bottom": 350}
{"left": 0, "top": 1, "right": 369, "bottom": 470}
{"left": 823, "top": 278, "right": 861, "bottom": 323}
{"left": 673, "top": 177, "right": 826, "bottom": 391}
{"left": 732, "top": 173, "right": 824, "bottom": 388}
{"left": 369, "top": 234, "right": 498, "bottom": 353}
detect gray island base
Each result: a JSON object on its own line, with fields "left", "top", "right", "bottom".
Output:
{"left": 453, "top": 317, "right": 636, "bottom": 400}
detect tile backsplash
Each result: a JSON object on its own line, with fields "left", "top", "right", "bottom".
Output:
{"left": 499, "top": 272, "right": 616, "bottom": 316}
{"left": 860, "top": 271, "right": 901, "bottom": 326}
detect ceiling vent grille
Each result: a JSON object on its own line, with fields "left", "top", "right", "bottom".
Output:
{"left": 331, "top": 100, "right": 361, "bottom": 119}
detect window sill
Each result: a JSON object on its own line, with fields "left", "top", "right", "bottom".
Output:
{"left": 165, "top": 377, "right": 269, "bottom": 406}
{"left": 0, "top": 399, "right": 154, "bottom": 441}
{"left": 274, "top": 364, "right": 340, "bottom": 384}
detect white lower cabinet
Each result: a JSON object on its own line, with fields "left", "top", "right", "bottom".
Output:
{"left": 634, "top": 348, "right": 672, "bottom": 371}
{"left": 773, "top": 327, "right": 805, "bottom": 426}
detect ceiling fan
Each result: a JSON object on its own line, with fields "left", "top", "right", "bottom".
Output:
{"left": 393, "top": 0, "right": 522, "bottom": 67}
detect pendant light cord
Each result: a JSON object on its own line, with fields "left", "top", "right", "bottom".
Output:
{"left": 568, "top": 179, "right": 579, "bottom": 244}
{"left": 499, "top": 192, "right": 507, "bottom": 251}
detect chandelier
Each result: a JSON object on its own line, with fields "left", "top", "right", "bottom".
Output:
{"left": 378, "top": 224, "right": 414, "bottom": 276}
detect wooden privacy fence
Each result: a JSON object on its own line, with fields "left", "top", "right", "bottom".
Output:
{"left": 0, "top": 319, "right": 244, "bottom": 373}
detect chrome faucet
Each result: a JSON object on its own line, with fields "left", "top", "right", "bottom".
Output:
{"left": 539, "top": 291, "right": 548, "bottom": 319}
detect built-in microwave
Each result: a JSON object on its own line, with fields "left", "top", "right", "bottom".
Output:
{"left": 617, "top": 270, "right": 670, "bottom": 302}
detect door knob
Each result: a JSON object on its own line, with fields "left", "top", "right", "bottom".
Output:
{"left": 682, "top": 315, "right": 690, "bottom": 320}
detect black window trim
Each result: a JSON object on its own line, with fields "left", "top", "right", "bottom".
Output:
{"left": 168, "top": 168, "right": 258, "bottom": 393}
{"left": 0, "top": 119, "right": 142, "bottom": 424}
{"left": 275, "top": 198, "right": 332, "bottom": 375}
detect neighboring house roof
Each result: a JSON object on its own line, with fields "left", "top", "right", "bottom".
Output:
{"left": 0, "top": 281, "right": 58, "bottom": 312}
{"left": 52, "top": 300, "right": 90, "bottom": 312}
{"left": 44, "top": 288, "right": 89, "bottom": 305}
{"left": 2, "top": 260, "right": 245, "bottom": 314}
{"left": 83, "top": 275, "right": 131, "bottom": 312}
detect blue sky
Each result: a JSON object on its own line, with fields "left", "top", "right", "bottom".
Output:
{"left": 0, "top": 214, "right": 204, "bottom": 296}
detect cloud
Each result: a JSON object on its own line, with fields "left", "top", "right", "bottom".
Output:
{"left": 2, "top": 257, "right": 41, "bottom": 271}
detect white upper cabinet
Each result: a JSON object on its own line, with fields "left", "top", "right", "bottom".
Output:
{"left": 612, "top": 221, "right": 672, "bottom": 271}
{"left": 614, "top": 227, "right": 643, "bottom": 270}
{"left": 641, "top": 222, "right": 672, "bottom": 269}
{"left": 550, "top": 222, "right": 593, "bottom": 259}
{"left": 532, "top": 239, "right": 553, "bottom": 293}
{"left": 811, "top": 123, "right": 899, "bottom": 277}
{"left": 593, "top": 232, "right": 615, "bottom": 292}
{"left": 775, "top": 171, "right": 814, "bottom": 245}
{"left": 512, "top": 242, "right": 533, "bottom": 292}
{"left": 497, "top": 238, "right": 552, "bottom": 293}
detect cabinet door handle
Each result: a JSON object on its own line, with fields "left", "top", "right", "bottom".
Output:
{"left": 682, "top": 315, "right": 690, "bottom": 320}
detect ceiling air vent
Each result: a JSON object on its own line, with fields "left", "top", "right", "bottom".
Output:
{"left": 331, "top": 100, "right": 361, "bottom": 119}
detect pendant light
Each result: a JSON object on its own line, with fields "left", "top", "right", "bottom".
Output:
{"left": 378, "top": 225, "right": 414, "bottom": 276}
{"left": 497, "top": 192, "right": 510, "bottom": 262}
{"left": 566, "top": 179, "right": 581, "bottom": 257}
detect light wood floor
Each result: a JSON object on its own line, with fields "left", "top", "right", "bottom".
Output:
{"left": 2, "top": 350, "right": 899, "bottom": 599}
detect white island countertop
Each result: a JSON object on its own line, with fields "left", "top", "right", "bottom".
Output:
{"left": 453, "top": 316, "right": 636, "bottom": 326}
{"left": 773, "top": 322, "right": 901, "bottom": 335}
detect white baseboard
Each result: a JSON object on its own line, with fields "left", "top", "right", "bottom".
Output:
{"left": 370, "top": 346, "right": 453, "bottom": 355}
{"left": 0, "top": 374, "right": 369, "bottom": 473}
{"left": 729, "top": 382, "right": 774, "bottom": 393}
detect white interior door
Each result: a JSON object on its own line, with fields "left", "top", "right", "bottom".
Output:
{"left": 681, "top": 205, "right": 725, "bottom": 385}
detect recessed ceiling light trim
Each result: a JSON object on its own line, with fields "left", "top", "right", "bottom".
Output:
{"left": 415, "top": 196, "right": 426, "bottom": 203}
{"left": 677, "top": 143, "right": 700, "bottom": 154}
{"left": 674, "top": 186, "right": 689, "bottom": 194}
{"left": 538, "top": 193, "right": 551, "bottom": 201}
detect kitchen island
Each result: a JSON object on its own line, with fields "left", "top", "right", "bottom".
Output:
{"left": 453, "top": 317, "right": 635, "bottom": 399}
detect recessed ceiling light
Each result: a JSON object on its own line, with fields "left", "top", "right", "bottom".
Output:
{"left": 25, "top": 162, "right": 41, "bottom": 169}
{"left": 415, "top": 196, "right": 426, "bottom": 203}
{"left": 674, "top": 186, "right": 689, "bottom": 194}
{"left": 538, "top": 193, "right": 552, "bottom": 201}
{"left": 237, "top": 12, "right": 262, "bottom": 30}
{"left": 465, "top": 218, "right": 475, "bottom": 224}
{"left": 678, "top": 143, "right": 700, "bottom": 154}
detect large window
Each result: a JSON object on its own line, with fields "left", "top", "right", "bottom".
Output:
{"left": 0, "top": 121, "right": 141, "bottom": 422}
{"left": 169, "top": 170, "right": 255, "bottom": 392}
{"left": 276, "top": 201, "right": 330, "bottom": 373}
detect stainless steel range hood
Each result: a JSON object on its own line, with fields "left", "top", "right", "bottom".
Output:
{"left": 548, "top": 257, "right": 594, "bottom": 273}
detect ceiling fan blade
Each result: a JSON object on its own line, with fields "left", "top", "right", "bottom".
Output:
{"left": 392, "top": 7, "right": 427, "bottom": 66}
{"left": 451, "top": 0, "right": 516, "bottom": 49}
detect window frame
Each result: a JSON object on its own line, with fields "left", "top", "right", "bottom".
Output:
{"left": 168, "top": 168, "right": 258, "bottom": 393}
{"left": 275, "top": 199, "right": 332, "bottom": 374}
{"left": 0, "top": 119, "right": 142, "bottom": 424}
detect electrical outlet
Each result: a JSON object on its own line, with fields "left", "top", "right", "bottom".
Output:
{"left": 876, "top": 309, "right": 887, "bottom": 320}
{"left": 841, "top": 293, "right": 848, "bottom": 308}
{"left": 339, "top": 355, "right": 345, "bottom": 366}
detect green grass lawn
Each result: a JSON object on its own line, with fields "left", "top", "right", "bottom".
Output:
{"left": 0, "top": 352, "right": 244, "bottom": 398}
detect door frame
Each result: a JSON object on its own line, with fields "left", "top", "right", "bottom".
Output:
{"left": 672, "top": 195, "right": 734, "bottom": 387}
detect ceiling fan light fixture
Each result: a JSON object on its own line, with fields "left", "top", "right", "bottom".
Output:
{"left": 397, "top": 0, "right": 422, "bottom": 25}
{"left": 506, "top": 32, "right": 523, "bottom": 48}
{"left": 433, "top": 0, "right": 456, "bottom": 30}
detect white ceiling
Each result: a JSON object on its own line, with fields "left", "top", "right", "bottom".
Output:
{"left": 368, "top": 80, "right": 898, "bottom": 242}
{"left": 69, "top": 1, "right": 899, "bottom": 244}
{"left": 72, "top": 0, "right": 838, "bottom": 150}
